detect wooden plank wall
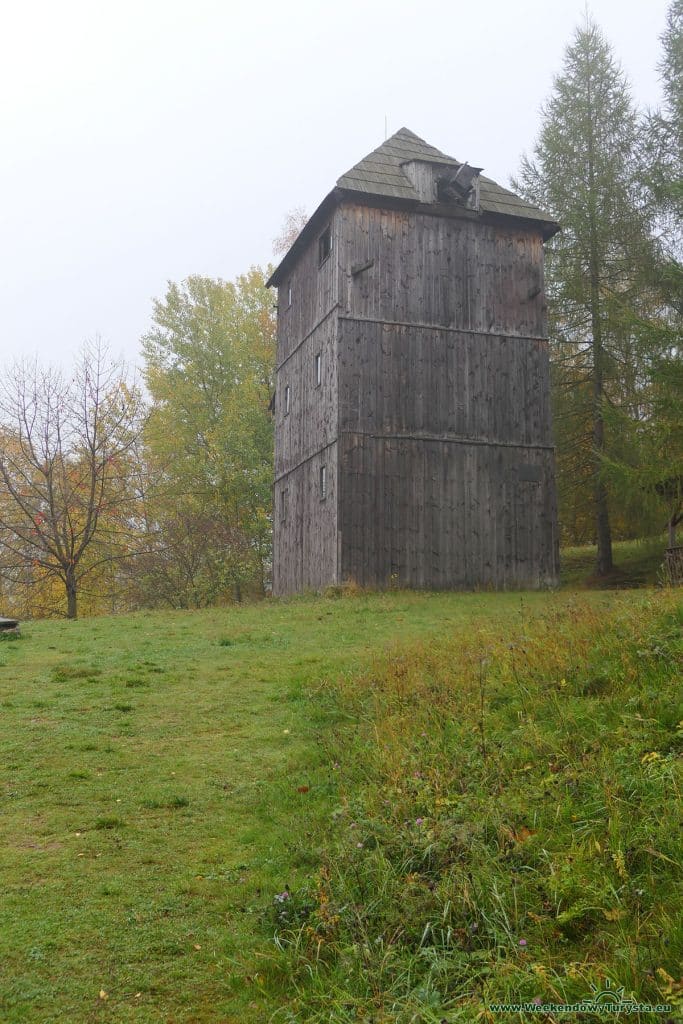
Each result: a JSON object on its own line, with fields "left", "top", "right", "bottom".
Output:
{"left": 272, "top": 444, "right": 339, "bottom": 594}
{"left": 339, "top": 436, "right": 557, "bottom": 589}
{"left": 336, "top": 201, "right": 559, "bottom": 590}
{"left": 275, "top": 316, "right": 338, "bottom": 479}
{"left": 273, "top": 209, "right": 341, "bottom": 594}
{"left": 275, "top": 211, "right": 338, "bottom": 365}
{"left": 338, "top": 204, "right": 546, "bottom": 337}
{"left": 338, "top": 321, "right": 551, "bottom": 445}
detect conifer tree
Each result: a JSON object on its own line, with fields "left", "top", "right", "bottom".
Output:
{"left": 515, "top": 19, "right": 652, "bottom": 573}
{"left": 645, "top": 0, "right": 682, "bottom": 259}
{"left": 609, "top": 0, "right": 683, "bottom": 549}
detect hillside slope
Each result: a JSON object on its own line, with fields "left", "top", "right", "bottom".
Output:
{"left": 0, "top": 589, "right": 679, "bottom": 1022}
{"left": 267, "top": 592, "right": 682, "bottom": 1021}
{"left": 0, "top": 591, "right": 571, "bottom": 1024}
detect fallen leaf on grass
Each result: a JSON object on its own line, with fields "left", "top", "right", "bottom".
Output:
{"left": 602, "top": 908, "right": 626, "bottom": 921}
{"left": 513, "top": 826, "right": 537, "bottom": 843}
{"left": 99, "top": 989, "right": 108, "bottom": 1001}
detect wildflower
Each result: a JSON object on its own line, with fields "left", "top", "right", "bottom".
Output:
{"left": 274, "top": 891, "right": 290, "bottom": 903}
{"left": 356, "top": 842, "right": 364, "bottom": 848}
{"left": 519, "top": 938, "right": 527, "bottom": 947}
{"left": 611, "top": 850, "right": 628, "bottom": 880}
{"left": 415, "top": 817, "right": 424, "bottom": 826}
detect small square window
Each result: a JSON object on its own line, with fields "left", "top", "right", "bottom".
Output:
{"left": 284, "top": 385, "right": 290, "bottom": 415}
{"left": 319, "top": 464, "right": 327, "bottom": 500}
{"left": 318, "top": 226, "right": 331, "bottom": 266}
{"left": 315, "top": 352, "right": 322, "bottom": 387}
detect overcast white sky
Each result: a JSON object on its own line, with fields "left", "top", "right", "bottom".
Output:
{"left": 0, "top": 0, "right": 671, "bottom": 369}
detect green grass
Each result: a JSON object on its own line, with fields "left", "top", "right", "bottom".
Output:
{"left": 0, "top": 589, "right": 570, "bottom": 1024}
{"left": 560, "top": 537, "right": 668, "bottom": 588}
{"left": 265, "top": 591, "right": 682, "bottom": 1021}
{"left": 1, "top": 587, "right": 680, "bottom": 1022}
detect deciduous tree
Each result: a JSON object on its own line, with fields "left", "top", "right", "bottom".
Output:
{"left": 141, "top": 269, "right": 275, "bottom": 601}
{"left": 273, "top": 207, "right": 308, "bottom": 258}
{"left": 0, "top": 343, "right": 144, "bottom": 618}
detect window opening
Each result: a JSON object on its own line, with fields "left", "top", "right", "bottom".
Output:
{"left": 318, "top": 226, "right": 331, "bottom": 265}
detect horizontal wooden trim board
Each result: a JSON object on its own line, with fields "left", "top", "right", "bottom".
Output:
{"left": 274, "top": 431, "right": 555, "bottom": 487}
{"left": 276, "top": 303, "right": 340, "bottom": 371}
{"left": 274, "top": 439, "right": 338, "bottom": 485}
{"left": 340, "top": 430, "right": 555, "bottom": 451}
{"left": 338, "top": 314, "right": 548, "bottom": 343}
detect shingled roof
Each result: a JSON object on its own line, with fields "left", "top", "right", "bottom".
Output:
{"left": 338, "top": 127, "right": 555, "bottom": 226}
{"left": 336, "top": 127, "right": 460, "bottom": 200}
{"left": 268, "top": 128, "right": 558, "bottom": 286}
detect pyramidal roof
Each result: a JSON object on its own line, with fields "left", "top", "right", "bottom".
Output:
{"left": 337, "top": 127, "right": 553, "bottom": 224}
{"left": 336, "top": 127, "right": 461, "bottom": 200}
{"left": 268, "top": 128, "right": 558, "bottom": 286}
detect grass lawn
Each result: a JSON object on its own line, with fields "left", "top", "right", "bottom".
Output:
{"left": 265, "top": 590, "right": 682, "bottom": 1021}
{"left": 560, "top": 537, "right": 668, "bottom": 588}
{"left": 0, "top": 589, "right": 578, "bottom": 1024}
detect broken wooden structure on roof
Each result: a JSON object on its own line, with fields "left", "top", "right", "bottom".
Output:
{"left": 268, "top": 128, "right": 560, "bottom": 595}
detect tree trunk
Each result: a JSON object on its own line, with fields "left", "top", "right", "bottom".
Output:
{"left": 590, "top": 318, "right": 613, "bottom": 575}
{"left": 586, "top": 77, "right": 614, "bottom": 577}
{"left": 65, "top": 571, "right": 78, "bottom": 620}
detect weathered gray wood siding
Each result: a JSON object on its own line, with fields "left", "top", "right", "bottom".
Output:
{"left": 339, "top": 436, "right": 557, "bottom": 588}
{"left": 275, "top": 316, "right": 338, "bottom": 478}
{"left": 337, "top": 322, "right": 552, "bottom": 444}
{"left": 336, "top": 202, "right": 559, "bottom": 589}
{"left": 273, "top": 209, "right": 341, "bottom": 594}
{"left": 272, "top": 444, "right": 339, "bottom": 594}
{"left": 338, "top": 205, "right": 546, "bottom": 336}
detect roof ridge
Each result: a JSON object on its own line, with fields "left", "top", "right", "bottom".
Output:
{"left": 336, "top": 127, "right": 461, "bottom": 197}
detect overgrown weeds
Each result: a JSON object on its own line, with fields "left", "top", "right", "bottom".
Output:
{"left": 266, "top": 594, "right": 683, "bottom": 1021}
